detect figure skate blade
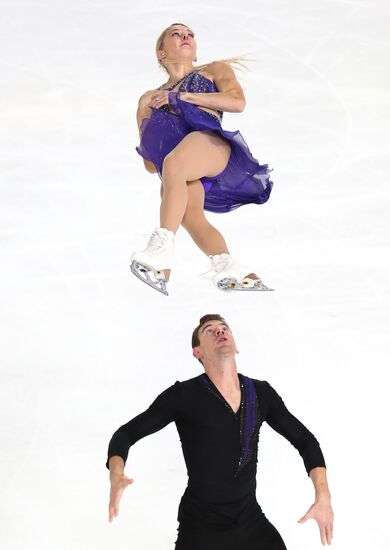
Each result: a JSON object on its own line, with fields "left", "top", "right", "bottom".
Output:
{"left": 130, "top": 261, "right": 168, "bottom": 296}
{"left": 217, "top": 277, "right": 274, "bottom": 292}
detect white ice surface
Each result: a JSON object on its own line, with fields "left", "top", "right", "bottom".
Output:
{"left": 1, "top": 1, "right": 389, "bottom": 549}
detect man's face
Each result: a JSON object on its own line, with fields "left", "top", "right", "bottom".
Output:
{"left": 193, "top": 320, "right": 238, "bottom": 363}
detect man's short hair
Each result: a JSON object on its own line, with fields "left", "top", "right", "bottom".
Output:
{"left": 191, "top": 314, "right": 228, "bottom": 348}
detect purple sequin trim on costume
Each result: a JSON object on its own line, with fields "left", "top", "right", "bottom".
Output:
{"left": 237, "top": 375, "right": 259, "bottom": 473}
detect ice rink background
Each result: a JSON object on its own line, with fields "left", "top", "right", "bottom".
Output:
{"left": 1, "top": 0, "right": 389, "bottom": 548}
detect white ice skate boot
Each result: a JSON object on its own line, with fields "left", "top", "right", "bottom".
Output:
{"left": 130, "top": 228, "right": 174, "bottom": 296}
{"left": 210, "top": 253, "right": 273, "bottom": 291}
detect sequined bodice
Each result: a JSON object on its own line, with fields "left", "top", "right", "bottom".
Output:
{"left": 158, "top": 71, "right": 223, "bottom": 119}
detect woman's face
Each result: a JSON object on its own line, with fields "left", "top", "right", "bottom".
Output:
{"left": 158, "top": 25, "right": 197, "bottom": 64}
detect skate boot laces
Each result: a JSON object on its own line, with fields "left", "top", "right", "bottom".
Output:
{"left": 198, "top": 253, "right": 232, "bottom": 277}
{"left": 145, "top": 228, "right": 174, "bottom": 253}
{"left": 209, "top": 253, "right": 234, "bottom": 273}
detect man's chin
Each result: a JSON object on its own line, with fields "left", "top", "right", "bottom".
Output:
{"left": 216, "top": 344, "right": 234, "bottom": 353}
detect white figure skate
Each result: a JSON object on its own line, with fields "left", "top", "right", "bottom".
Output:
{"left": 210, "top": 253, "right": 274, "bottom": 292}
{"left": 130, "top": 228, "right": 174, "bottom": 296}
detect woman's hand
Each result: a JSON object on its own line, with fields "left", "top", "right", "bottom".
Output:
{"left": 108, "top": 472, "right": 134, "bottom": 522}
{"left": 149, "top": 90, "right": 170, "bottom": 109}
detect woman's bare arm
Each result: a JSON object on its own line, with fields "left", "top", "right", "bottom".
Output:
{"left": 180, "top": 61, "right": 246, "bottom": 113}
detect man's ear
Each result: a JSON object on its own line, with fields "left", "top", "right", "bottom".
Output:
{"left": 192, "top": 347, "right": 202, "bottom": 360}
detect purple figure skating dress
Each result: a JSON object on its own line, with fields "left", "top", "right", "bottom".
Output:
{"left": 136, "top": 70, "right": 273, "bottom": 214}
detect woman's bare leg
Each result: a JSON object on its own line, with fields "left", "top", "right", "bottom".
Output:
{"left": 181, "top": 181, "right": 229, "bottom": 255}
{"left": 159, "top": 130, "right": 258, "bottom": 280}
{"left": 181, "top": 180, "right": 258, "bottom": 280}
{"left": 160, "top": 131, "right": 231, "bottom": 233}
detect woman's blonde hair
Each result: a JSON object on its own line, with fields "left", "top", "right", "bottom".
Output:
{"left": 155, "top": 23, "right": 249, "bottom": 73}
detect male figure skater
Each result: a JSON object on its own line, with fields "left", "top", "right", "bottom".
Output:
{"left": 107, "top": 314, "right": 333, "bottom": 549}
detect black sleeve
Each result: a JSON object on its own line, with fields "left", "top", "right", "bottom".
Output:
{"left": 261, "top": 381, "right": 326, "bottom": 475}
{"left": 106, "top": 382, "right": 180, "bottom": 469}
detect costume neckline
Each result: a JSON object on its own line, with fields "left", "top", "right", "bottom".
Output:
{"left": 159, "top": 70, "right": 196, "bottom": 91}
{"left": 200, "top": 373, "right": 243, "bottom": 416}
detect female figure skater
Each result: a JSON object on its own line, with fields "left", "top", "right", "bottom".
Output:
{"left": 132, "top": 23, "right": 273, "bottom": 295}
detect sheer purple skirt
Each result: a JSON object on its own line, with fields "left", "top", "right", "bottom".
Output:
{"left": 136, "top": 96, "right": 273, "bottom": 214}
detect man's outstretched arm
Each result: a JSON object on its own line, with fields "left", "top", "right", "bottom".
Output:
{"left": 261, "top": 382, "right": 333, "bottom": 545}
{"left": 299, "top": 466, "right": 334, "bottom": 546}
{"left": 106, "top": 383, "right": 180, "bottom": 521}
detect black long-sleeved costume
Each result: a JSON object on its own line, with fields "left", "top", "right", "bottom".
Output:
{"left": 107, "top": 374, "right": 325, "bottom": 550}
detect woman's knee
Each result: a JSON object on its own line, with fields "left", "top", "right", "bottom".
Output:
{"left": 161, "top": 152, "right": 186, "bottom": 180}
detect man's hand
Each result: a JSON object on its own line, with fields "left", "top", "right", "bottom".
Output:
{"left": 298, "top": 498, "right": 334, "bottom": 545}
{"left": 108, "top": 472, "right": 134, "bottom": 522}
